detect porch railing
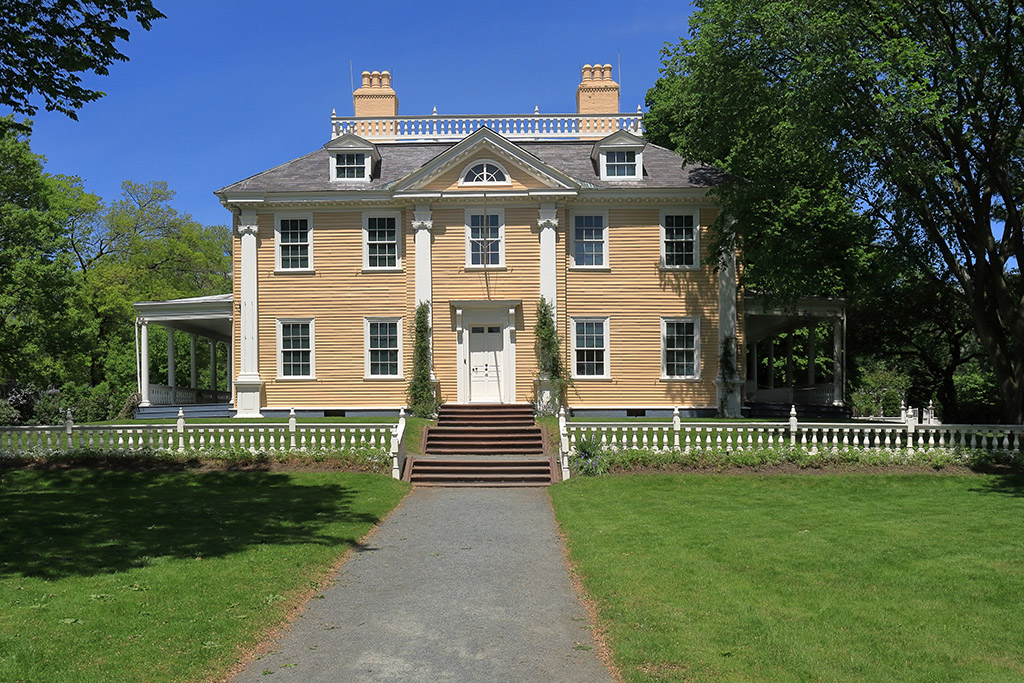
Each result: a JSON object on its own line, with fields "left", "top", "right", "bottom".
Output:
{"left": 148, "top": 384, "right": 231, "bottom": 405}
{"left": 0, "top": 408, "right": 409, "bottom": 480}
{"left": 749, "top": 384, "right": 835, "bottom": 405}
{"left": 556, "top": 406, "right": 1024, "bottom": 479}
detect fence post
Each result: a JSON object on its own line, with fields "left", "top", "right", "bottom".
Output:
{"left": 176, "top": 408, "right": 185, "bottom": 453}
{"left": 64, "top": 408, "right": 74, "bottom": 451}
{"left": 391, "top": 407, "right": 407, "bottom": 480}
{"left": 789, "top": 405, "right": 798, "bottom": 445}
{"left": 288, "top": 408, "right": 297, "bottom": 449}
{"left": 558, "top": 406, "right": 571, "bottom": 480}
{"left": 672, "top": 406, "right": 681, "bottom": 450}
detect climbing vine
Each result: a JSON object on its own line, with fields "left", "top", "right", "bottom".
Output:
{"left": 408, "top": 301, "right": 438, "bottom": 417}
{"left": 534, "top": 296, "right": 569, "bottom": 413}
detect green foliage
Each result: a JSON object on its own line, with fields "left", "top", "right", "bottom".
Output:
{"left": 0, "top": 1, "right": 165, "bottom": 133}
{"left": 850, "top": 360, "right": 912, "bottom": 417}
{"left": 569, "top": 437, "right": 608, "bottom": 476}
{"left": 534, "top": 296, "right": 569, "bottom": 413}
{"left": 953, "top": 360, "right": 1002, "bottom": 424}
{"left": 407, "top": 302, "right": 438, "bottom": 418}
{"left": 647, "top": 0, "right": 1024, "bottom": 422}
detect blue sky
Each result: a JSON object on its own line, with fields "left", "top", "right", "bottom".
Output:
{"left": 17, "top": 0, "right": 696, "bottom": 228}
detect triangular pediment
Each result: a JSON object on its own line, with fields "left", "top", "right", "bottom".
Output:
{"left": 324, "top": 133, "right": 381, "bottom": 163}
{"left": 390, "top": 127, "right": 581, "bottom": 192}
{"left": 590, "top": 129, "right": 646, "bottom": 162}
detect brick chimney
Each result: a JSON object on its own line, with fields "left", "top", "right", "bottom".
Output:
{"left": 576, "top": 63, "right": 619, "bottom": 114}
{"left": 353, "top": 70, "right": 398, "bottom": 117}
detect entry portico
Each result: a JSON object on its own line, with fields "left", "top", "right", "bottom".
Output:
{"left": 451, "top": 300, "right": 520, "bottom": 404}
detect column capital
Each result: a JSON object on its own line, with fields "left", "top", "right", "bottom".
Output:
{"left": 236, "top": 223, "right": 259, "bottom": 237}
{"left": 412, "top": 219, "right": 433, "bottom": 231}
{"left": 538, "top": 202, "right": 559, "bottom": 229}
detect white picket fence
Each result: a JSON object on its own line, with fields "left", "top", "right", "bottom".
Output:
{"left": 0, "top": 408, "right": 409, "bottom": 480}
{"left": 556, "top": 406, "right": 1024, "bottom": 479}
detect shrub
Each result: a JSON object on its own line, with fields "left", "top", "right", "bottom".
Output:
{"left": 407, "top": 302, "right": 439, "bottom": 418}
{"left": 570, "top": 437, "right": 609, "bottom": 476}
{"left": 851, "top": 361, "right": 912, "bottom": 417}
{"left": 534, "top": 296, "right": 569, "bottom": 415}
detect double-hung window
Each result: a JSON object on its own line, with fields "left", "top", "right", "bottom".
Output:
{"left": 336, "top": 153, "right": 367, "bottom": 179}
{"left": 572, "top": 317, "right": 609, "bottom": 378}
{"left": 276, "top": 214, "right": 312, "bottom": 271}
{"left": 662, "top": 317, "right": 700, "bottom": 379}
{"left": 278, "top": 319, "right": 314, "bottom": 379}
{"left": 466, "top": 209, "right": 504, "bottom": 268}
{"left": 661, "top": 211, "right": 698, "bottom": 269}
{"left": 605, "top": 150, "right": 637, "bottom": 177}
{"left": 365, "top": 318, "right": 401, "bottom": 378}
{"left": 571, "top": 212, "right": 608, "bottom": 268}
{"left": 363, "top": 212, "right": 400, "bottom": 270}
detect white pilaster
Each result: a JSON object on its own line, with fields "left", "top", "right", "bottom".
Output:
{"left": 139, "top": 320, "right": 151, "bottom": 407}
{"left": 189, "top": 334, "right": 198, "bottom": 389}
{"left": 413, "top": 204, "right": 432, "bottom": 306}
{"left": 538, "top": 203, "right": 558, "bottom": 313}
{"left": 235, "top": 210, "right": 263, "bottom": 417}
{"left": 167, "top": 329, "right": 176, "bottom": 389}
{"left": 715, "top": 249, "right": 741, "bottom": 416}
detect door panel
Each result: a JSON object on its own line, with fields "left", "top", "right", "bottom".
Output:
{"left": 469, "top": 325, "right": 503, "bottom": 402}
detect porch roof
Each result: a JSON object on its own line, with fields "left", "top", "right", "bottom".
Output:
{"left": 744, "top": 294, "right": 846, "bottom": 344}
{"left": 133, "top": 293, "right": 233, "bottom": 343}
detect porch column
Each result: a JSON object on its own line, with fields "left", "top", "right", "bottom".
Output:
{"left": 806, "top": 325, "right": 816, "bottom": 386}
{"left": 785, "top": 333, "right": 794, "bottom": 403}
{"left": 235, "top": 210, "right": 263, "bottom": 417}
{"left": 767, "top": 339, "right": 775, "bottom": 389}
{"left": 167, "top": 330, "right": 176, "bottom": 389}
{"left": 538, "top": 203, "right": 559, "bottom": 314}
{"left": 139, "top": 320, "right": 151, "bottom": 407}
{"left": 749, "top": 341, "right": 758, "bottom": 387}
{"left": 189, "top": 334, "right": 198, "bottom": 389}
{"left": 833, "top": 315, "right": 845, "bottom": 405}
{"left": 210, "top": 339, "right": 217, "bottom": 392}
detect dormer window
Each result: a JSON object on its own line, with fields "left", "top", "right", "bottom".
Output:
{"left": 324, "top": 133, "right": 379, "bottom": 183}
{"left": 459, "top": 160, "right": 511, "bottom": 186}
{"left": 592, "top": 130, "right": 646, "bottom": 181}
{"left": 336, "top": 153, "right": 367, "bottom": 179}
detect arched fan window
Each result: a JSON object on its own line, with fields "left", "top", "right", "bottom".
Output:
{"left": 461, "top": 161, "right": 509, "bottom": 185}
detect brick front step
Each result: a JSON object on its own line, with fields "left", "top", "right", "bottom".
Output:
{"left": 408, "top": 457, "right": 554, "bottom": 487}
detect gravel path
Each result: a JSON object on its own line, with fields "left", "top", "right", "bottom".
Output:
{"left": 231, "top": 487, "right": 613, "bottom": 682}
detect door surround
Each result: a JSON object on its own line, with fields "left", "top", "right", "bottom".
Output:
{"left": 451, "top": 300, "right": 519, "bottom": 404}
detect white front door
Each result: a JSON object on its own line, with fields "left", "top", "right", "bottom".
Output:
{"left": 469, "top": 324, "right": 503, "bottom": 402}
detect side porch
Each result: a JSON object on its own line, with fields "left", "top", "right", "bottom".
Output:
{"left": 133, "top": 294, "right": 234, "bottom": 418}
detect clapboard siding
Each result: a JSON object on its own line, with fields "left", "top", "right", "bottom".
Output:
{"left": 562, "top": 205, "right": 720, "bottom": 407}
{"left": 254, "top": 210, "right": 410, "bottom": 408}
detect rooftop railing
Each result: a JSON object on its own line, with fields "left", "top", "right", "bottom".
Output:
{"left": 330, "top": 111, "right": 644, "bottom": 141}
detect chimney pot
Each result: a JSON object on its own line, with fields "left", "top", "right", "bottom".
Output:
{"left": 361, "top": 71, "right": 371, "bottom": 87}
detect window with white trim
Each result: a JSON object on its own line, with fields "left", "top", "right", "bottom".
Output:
{"left": 276, "top": 214, "right": 312, "bottom": 271}
{"left": 661, "top": 211, "right": 698, "bottom": 269}
{"left": 365, "top": 318, "right": 402, "bottom": 378}
{"left": 460, "top": 160, "right": 511, "bottom": 186}
{"left": 599, "top": 149, "right": 643, "bottom": 180}
{"left": 363, "top": 212, "right": 400, "bottom": 270}
{"left": 570, "top": 212, "right": 608, "bottom": 268}
{"left": 572, "top": 317, "right": 609, "bottom": 378}
{"left": 662, "top": 317, "right": 700, "bottom": 379}
{"left": 336, "top": 153, "right": 367, "bottom": 179}
{"left": 278, "top": 319, "right": 314, "bottom": 379}
{"left": 466, "top": 209, "right": 504, "bottom": 267}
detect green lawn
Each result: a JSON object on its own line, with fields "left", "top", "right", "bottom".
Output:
{"left": 550, "top": 474, "right": 1024, "bottom": 681}
{"left": 0, "top": 469, "right": 409, "bottom": 682}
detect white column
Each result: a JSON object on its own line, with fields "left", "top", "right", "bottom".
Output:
{"left": 210, "top": 339, "right": 217, "bottom": 392}
{"left": 235, "top": 210, "right": 263, "bottom": 417}
{"left": 767, "top": 340, "right": 775, "bottom": 389}
{"left": 189, "top": 334, "right": 198, "bottom": 389}
{"left": 167, "top": 329, "right": 176, "bottom": 389}
{"left": 538, "top": 203, "right": 558, "bottom": 313}
{"left": 413, "top": 204, "right": 432, "bottom": 306}
{"left": 139, "top": 320, "right": 151, "bottom": 407}
{"left": 833, "top": 316, "right": 845, "bottom": 406}
{"left": 715, "top": 249, "right": 741, "bottom": 416}
{"left": 806, "top": 325, "right": 816, "bottom": 386}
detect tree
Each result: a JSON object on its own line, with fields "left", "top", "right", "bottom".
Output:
{"left": 0, "top": 1, "right": 164, "bottom": 132}
{"left": 647, "top": 0, "right": 1024, "bottom": 423}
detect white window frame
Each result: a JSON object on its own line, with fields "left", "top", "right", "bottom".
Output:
{"left": 464, "top": 208, "right": 506, "bottom": 269}
{"left": 362, "top": 211, "right": 402, "bottom": 271}
{"left": 330, "top": 152, "right": 373, "bottom": 182}
{"left": 599, "top": 148, "right": 643, "bottom": 181}
{"left": 660, "top": 209, "right": 700, "bottom": 270}
{"left": 571, "top": 316, "right": 610, "bottom": 380}
{"left": 277, "top": 318, "right": 315, "bottom": 380}
{"left": 661, "top": 316, "right": 701, "bottom": 380}
{"left": 458, "top": 159, "right": 512, "bottom": 187}
{"left": 568, "top": 209, "right": 610, "bottom": 269}
{"left": 364, "top": 317, "right": 403, "bottom": 380}
{"left": 275, "top": 212, "right": 314, "bottom": 272}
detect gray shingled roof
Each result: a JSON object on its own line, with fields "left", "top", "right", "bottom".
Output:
{"left": 216, "top": 139, "right": 723, "bottom": 194}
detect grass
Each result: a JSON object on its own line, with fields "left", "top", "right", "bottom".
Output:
{"left": 0, "top": 469, "right": 409, "bottom": 682}
{"left": 550, "top": 473, "right": 1024, "bottom": 681}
